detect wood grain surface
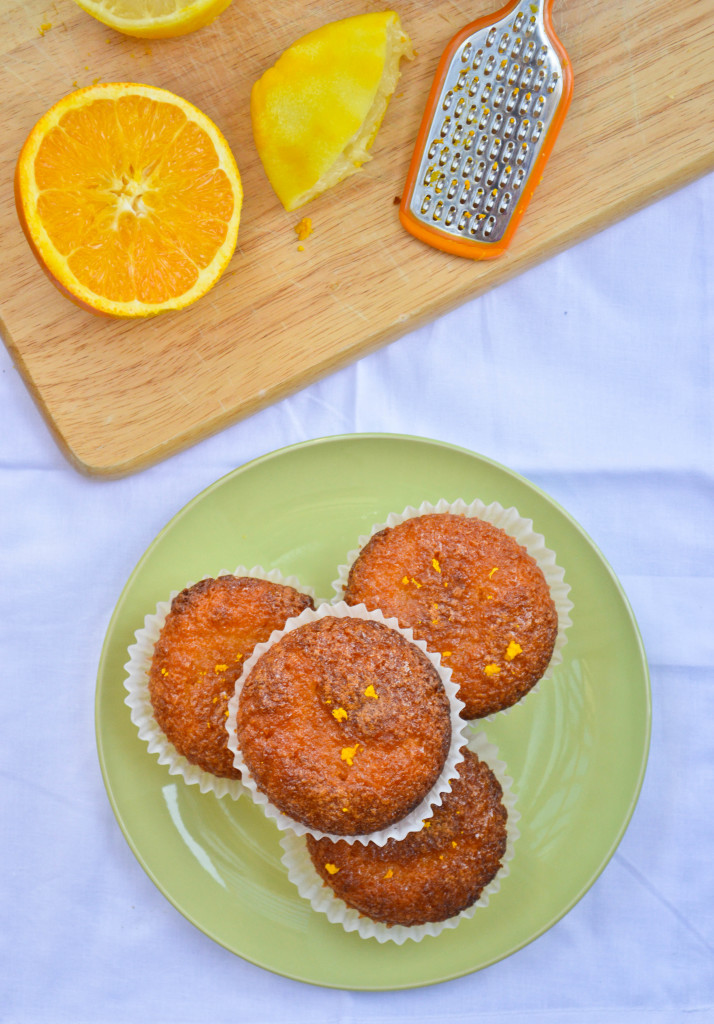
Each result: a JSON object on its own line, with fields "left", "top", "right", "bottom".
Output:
{"left": 2, "top": 0, "right": 713, "bottom": 476}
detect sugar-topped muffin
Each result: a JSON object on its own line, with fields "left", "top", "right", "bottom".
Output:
{"left": 149, "top": 575, "right": 313, "bottom": 779}
{"left": 343, "top": 512, "right": 558, "bottom": 718}
{"left": 306, "top": 748, "right": 508, "bottom": 927}
{"left": 235, "top": 614, "right": 452, "bottom": 836}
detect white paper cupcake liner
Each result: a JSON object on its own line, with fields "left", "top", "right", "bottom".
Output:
{"left": 332, "top": 497, "right": 573, "bottom": 715}
{"left": 279, "top": 730, "right": 520, "bottom": 944}
{"left": 123, "top": 566, "right": 316, "bottom": 801}
{"left": 225, "top": 601, "right": 469, "bottom": 845}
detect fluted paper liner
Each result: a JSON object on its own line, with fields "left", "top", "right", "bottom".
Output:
{"left": 279, "top": 731, "right": 519, "bottom": 943}
{"left": 123, "top": 566, "right": 315, "bottom": 800}
{"left": 332, "top": 497, "right": 573, "bottom": 716}
{"left": 225, "top": 601, "right": 468, "bottom": 845}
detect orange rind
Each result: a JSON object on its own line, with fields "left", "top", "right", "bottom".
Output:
{"left": 15, "top": 83, "right": 242, "bottom": 317}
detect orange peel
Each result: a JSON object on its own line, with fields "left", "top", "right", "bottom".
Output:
{"left": 15, "top": 83, "right": 242, "bottom": 317}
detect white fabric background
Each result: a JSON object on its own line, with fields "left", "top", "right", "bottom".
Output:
{"left": 1, "top": 170, "right": 713, "bottom": 1024}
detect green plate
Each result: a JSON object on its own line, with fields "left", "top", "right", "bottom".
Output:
{"left": 96, "top": 434, "right": 650, "bottom": 989}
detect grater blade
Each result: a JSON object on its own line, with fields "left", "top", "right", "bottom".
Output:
{"left": 399, "top": 0, "right": 573, "bottom": 260}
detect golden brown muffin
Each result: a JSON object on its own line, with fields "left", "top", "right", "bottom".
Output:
{"left": 307, "top": 749, "right": 508, "bottom": 927}
{"left": 149, "top": 575, "right": 313, "bottom": 778}
{"left": 344, "top": 512, "right": 558, "bottom": 719}
{"left": 236, "top": 615, "right": 452, "bottom": 836}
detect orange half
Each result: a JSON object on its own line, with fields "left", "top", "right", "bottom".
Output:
{"left": 15, "top": 83, "right": 243, "bottom": 317}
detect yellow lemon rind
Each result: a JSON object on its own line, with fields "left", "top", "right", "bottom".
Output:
{"left": 71, "top": 0, "right": 233, "bottom": 38}
{"left": 291, "top": 15, "right": 414, "bottom": 210}
{"left": 252, "top": 12, "right": 414, "bottom": 212}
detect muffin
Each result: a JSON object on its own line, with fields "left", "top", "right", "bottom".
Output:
{"left": 148, "top": 574, "right": 314, "bottom": 779}
{"left": 233, "top": 612, "right": 455, "bottom": 838}
{"left": 304, "top": 748, "right": 508, "bottom": 928}
{"left": 343, "top": 511, "right": 559, "bottom": 718}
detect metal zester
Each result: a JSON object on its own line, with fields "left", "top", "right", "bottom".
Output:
{"left": 399, "top": 0, "right": 573, "bottom": 259}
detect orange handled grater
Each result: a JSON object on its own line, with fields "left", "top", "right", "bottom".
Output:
{"left": 399, "top": 0, "right": 573, "bottom": 259}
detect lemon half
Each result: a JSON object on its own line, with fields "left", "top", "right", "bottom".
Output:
{"left": 71, "top": 0, "right": 233, "bottom": 38}
{"left": 251, "top": 11, "right": 414, "bottom": 211}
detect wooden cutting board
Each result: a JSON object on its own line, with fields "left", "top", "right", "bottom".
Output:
{"left": 2, "top": 0, "right": 713, "bottom": 476}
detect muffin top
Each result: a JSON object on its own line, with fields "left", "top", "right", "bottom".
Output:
{"left": 149, "top": 575, "right": 314, "bottom": 778}
{"left": 306, "top": 748, "right": 508, "bottom": 927}
{"left": 235, "top": 614, "right": 452, "bottom": 836}
{"left": 344, "top": 512, "right": 558, "bottom": 718}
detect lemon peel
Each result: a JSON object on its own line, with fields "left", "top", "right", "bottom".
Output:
{"left": 251, "top": 11, "right": 413, "bottom": 211}
{"left": 71, "top": 0, "right": 233, "bottom": 38}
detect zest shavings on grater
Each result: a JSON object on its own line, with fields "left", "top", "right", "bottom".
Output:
{"left": 400, "top": 0, "right": 573, "bottom": 260}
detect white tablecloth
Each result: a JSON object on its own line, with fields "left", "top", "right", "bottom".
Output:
{"left": 2, "top": 171, "right": 713, "bottom": 1024}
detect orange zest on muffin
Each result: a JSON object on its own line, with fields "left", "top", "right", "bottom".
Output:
{"left": 306, "top": 749, "right": 508, "bottom": 927}
{"left": 235, "top": 615, "right": 452, "bottom": 836}
{"left": 343, "top": 513, "right": 558, "bottom": 719}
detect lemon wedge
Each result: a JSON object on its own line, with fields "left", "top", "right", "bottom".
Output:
{"left": 70, "top": 0, "right": 233, "bottom": 38}
{"left": 251, "top": 11, "right": 414, "bottom": 211}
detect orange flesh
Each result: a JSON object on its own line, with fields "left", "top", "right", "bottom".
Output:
{"left": 31, "top": 95, "right": 235, "bottom": 305}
